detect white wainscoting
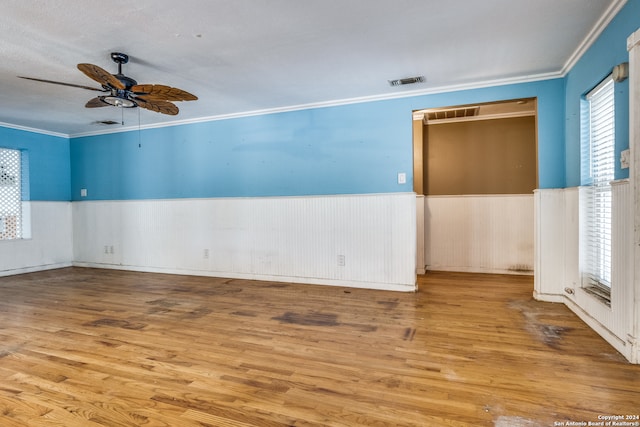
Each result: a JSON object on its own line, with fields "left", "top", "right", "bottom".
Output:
{"left": 534, "top": 184, "right": 635, "bottom": 362}
{"left": 533, "top": 188, "right": 570, "bottom": 301}
{"left": 416, "top": 195, "right": 425, "bottom": 275}
{"left": 72, "top": 193, "right": 417, "bottom": 292}
{"left": 0, "top": 202, "right": 73, "bottom": 276}
{"left": 424, "top": 194, "right": 534, "bottom": 275}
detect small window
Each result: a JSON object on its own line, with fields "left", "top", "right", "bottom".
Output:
{"left": 0, "top": 148, "right": 23, "bottom": 240}
{"left": 582, "top": 76, "right": 615, "bottom": 302}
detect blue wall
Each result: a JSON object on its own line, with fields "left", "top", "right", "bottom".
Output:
{"left": 0, "top": 126, "right": 70, "bottom": 201}
{"left": 565, "top": 0, "right": 640, "bottom": 187}
{"left": 70, "top": 78, "right": 565, "bottom": 200}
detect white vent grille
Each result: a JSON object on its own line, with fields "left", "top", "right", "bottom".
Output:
{"left": 0, "top": 148, "right": 21, "bottom": 240}
{"left": 425, "top": 106, "right": 480, "bottom": 122}
{"left": 388, "top": 76, "right": 425, "bottom": 86}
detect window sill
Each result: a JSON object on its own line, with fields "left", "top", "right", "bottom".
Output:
{"left": 582, "top": 285, "right": 611, "bottom": 307}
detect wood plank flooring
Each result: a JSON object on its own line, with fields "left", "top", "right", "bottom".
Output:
{"left": 0, "top": 268, "right": 638, "bottom": 426}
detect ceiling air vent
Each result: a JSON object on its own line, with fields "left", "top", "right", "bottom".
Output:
{"left": 93, "top": 120, "right": 120, "bottom": 125}
{"left": 425, "top": 106, "right": 480, "bottom": 122}
{"left": 388, "top": 75, "right": 425, "bottom": 86}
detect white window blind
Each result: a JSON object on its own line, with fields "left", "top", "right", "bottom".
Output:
{"left": 585, "top": 77, "right": 615, "bottom": 290}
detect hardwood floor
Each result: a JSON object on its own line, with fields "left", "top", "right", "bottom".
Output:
{"left": 0, "top": 268, "right": 638, "bottom": 426}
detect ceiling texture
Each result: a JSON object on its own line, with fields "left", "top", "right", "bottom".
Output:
{"left": 0, "top": 0, "right": 625, "bottom": 137}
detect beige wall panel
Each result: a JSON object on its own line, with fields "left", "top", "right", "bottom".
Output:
{"left": 424, "top": 116, "right": 536, "bottom": 195}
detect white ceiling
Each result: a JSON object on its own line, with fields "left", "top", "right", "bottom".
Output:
{"left": 0, "top": 0, "right": 624, "bottom": 137}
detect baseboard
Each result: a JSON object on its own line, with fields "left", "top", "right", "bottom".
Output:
{"left": 563, "top": 295, "right": 631, "bottom": 362}
{"left": 0, "top": 262, "right": 73, "bottom": 277}
{"left": 532, "top": 290, "right": 564, "bottom": 303}
{"left": 630, "top": 335, "right": 639, "bottom": 364}
{"left": 72, "top": 262, "right": 417, "bottom": 292}
{"left": 427, "top": 266, "right": 534, "bottom": 276}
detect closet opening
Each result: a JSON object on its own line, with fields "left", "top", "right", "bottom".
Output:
{"left": 413, "top": 98, "right": 538, "bottom": 277}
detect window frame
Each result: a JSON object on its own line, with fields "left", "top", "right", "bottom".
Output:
{"left": 0, "top": 147, "right": 24, "bottom": 241}
{"left": 582, "top": 75, "right": 616, "bottom": 304}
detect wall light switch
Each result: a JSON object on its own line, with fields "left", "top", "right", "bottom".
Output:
{"left": 80, "top": 188, "right": 87, "bottom": 197}
{"left": 621, "top": 149, "right": 630, "bottom": 169}
{"left": 397, "top": 172, "right": 407, "bottom": 184}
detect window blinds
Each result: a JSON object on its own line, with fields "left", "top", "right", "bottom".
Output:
{"left": 585, "top": 77, "right": 615, "bottom": 288}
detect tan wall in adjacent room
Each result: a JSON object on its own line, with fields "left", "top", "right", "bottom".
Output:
{"left": 424, "top": 116, "right": 536, "bottom": 195}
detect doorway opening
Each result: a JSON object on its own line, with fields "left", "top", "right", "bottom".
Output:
{"left": 413, "top": 98, "right": 538, "bottom": 276}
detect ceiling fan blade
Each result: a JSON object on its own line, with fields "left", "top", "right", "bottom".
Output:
{"left": 135, "top": 98, "right": 179, "bottom": 115}
{"left": 132, "top": 84, "right": 197, "bottom": 101}
{"left": 18, "top": 76, "right": 106, "bottom": 92}
{"left": 85, "top": 97, "right": 109, "bottom": 108}
{"left": 77, "top": 63, "right": 125, "bottom": 90}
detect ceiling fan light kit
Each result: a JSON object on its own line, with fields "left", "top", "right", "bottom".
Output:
{"left": 101, "top": 96, "right": 137, "bottom": 108}
{"left": 20, "top": 52, "right": 197, "bottom": 117}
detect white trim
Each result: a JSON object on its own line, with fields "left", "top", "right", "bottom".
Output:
{"left": 563, "top": 294, "right": 630, "bottom": 359}
{"left": 428, "top": 266, "right": 533, "bottom": 276}
{"left": 628, "top": 26, "right": 640, "bottom": 364}
{"left": 424, "top": 193, "right": 534, "bottom": 199}
{"left": 561, "top": 0, "right": 628, "bottom": 74}
{"left": 68, "top": 71, "right": 562, "bottom": 138}
{"left": 0, "top": 122, "right": 68, "bottom": 139}
{"left": 628, "top": 27, "right": 640, "bottom": 51}
{"left": 0, "top": 262, "right": 72, "bottom": 277}
{"left": 532, "top": 290, "right": 564, "bottom": 303}
{"left": 424, "top": 110, "right": 535, "bottom": 126}
{"left": 71, "top": 262, "right": 416, "bottom": 292}
{"left": 611, "top": 178, "right": 630, "bottom": 187}
{"left": 71, "top": 191, "right": 417, "bottom": 204}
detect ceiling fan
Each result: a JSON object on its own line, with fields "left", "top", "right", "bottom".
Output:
{"left": 19, "top": 52, "right": 197, "bottom": 116}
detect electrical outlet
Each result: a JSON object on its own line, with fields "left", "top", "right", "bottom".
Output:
{"left": 337, "top": 254, "right": 345, "bottom": 267}
{"left": 104, "top": 245, "right": 109, "bottom": 254}
{"left": 109, "top": 246, "right": 114, "bottom": 254}
{"left": 203, "top": 249, "right": 209, "bottom": 259}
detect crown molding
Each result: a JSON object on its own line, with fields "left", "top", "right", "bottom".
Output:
{"left": 561, "top": 0, "right": 628, "bottom": 75}
{"left": 0, "top": 121, "right": 67, "bottom": 139}
{"left": 69, "top": 71, "right": 562, "bottom": 138}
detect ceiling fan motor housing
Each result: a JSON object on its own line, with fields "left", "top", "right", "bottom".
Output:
{"left": 114, "top": 74, "right": 137, "bottom": 90}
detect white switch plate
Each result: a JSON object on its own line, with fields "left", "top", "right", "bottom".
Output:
{"left": 621, "top": 149, "right": 630, "bottom": 169}
{"left": 80, "top": 188, "right": 87, "bottom": 197}
{"left": 397, "top": 172, "right": 406, "bottom": 184}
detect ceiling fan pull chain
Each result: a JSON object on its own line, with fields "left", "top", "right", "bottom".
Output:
{"left": 138, "top": 107, "right": 142, "bottom": 148}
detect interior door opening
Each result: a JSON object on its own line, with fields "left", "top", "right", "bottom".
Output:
{"left": 413, "top": 98, "right": 538, "bottom": 277}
